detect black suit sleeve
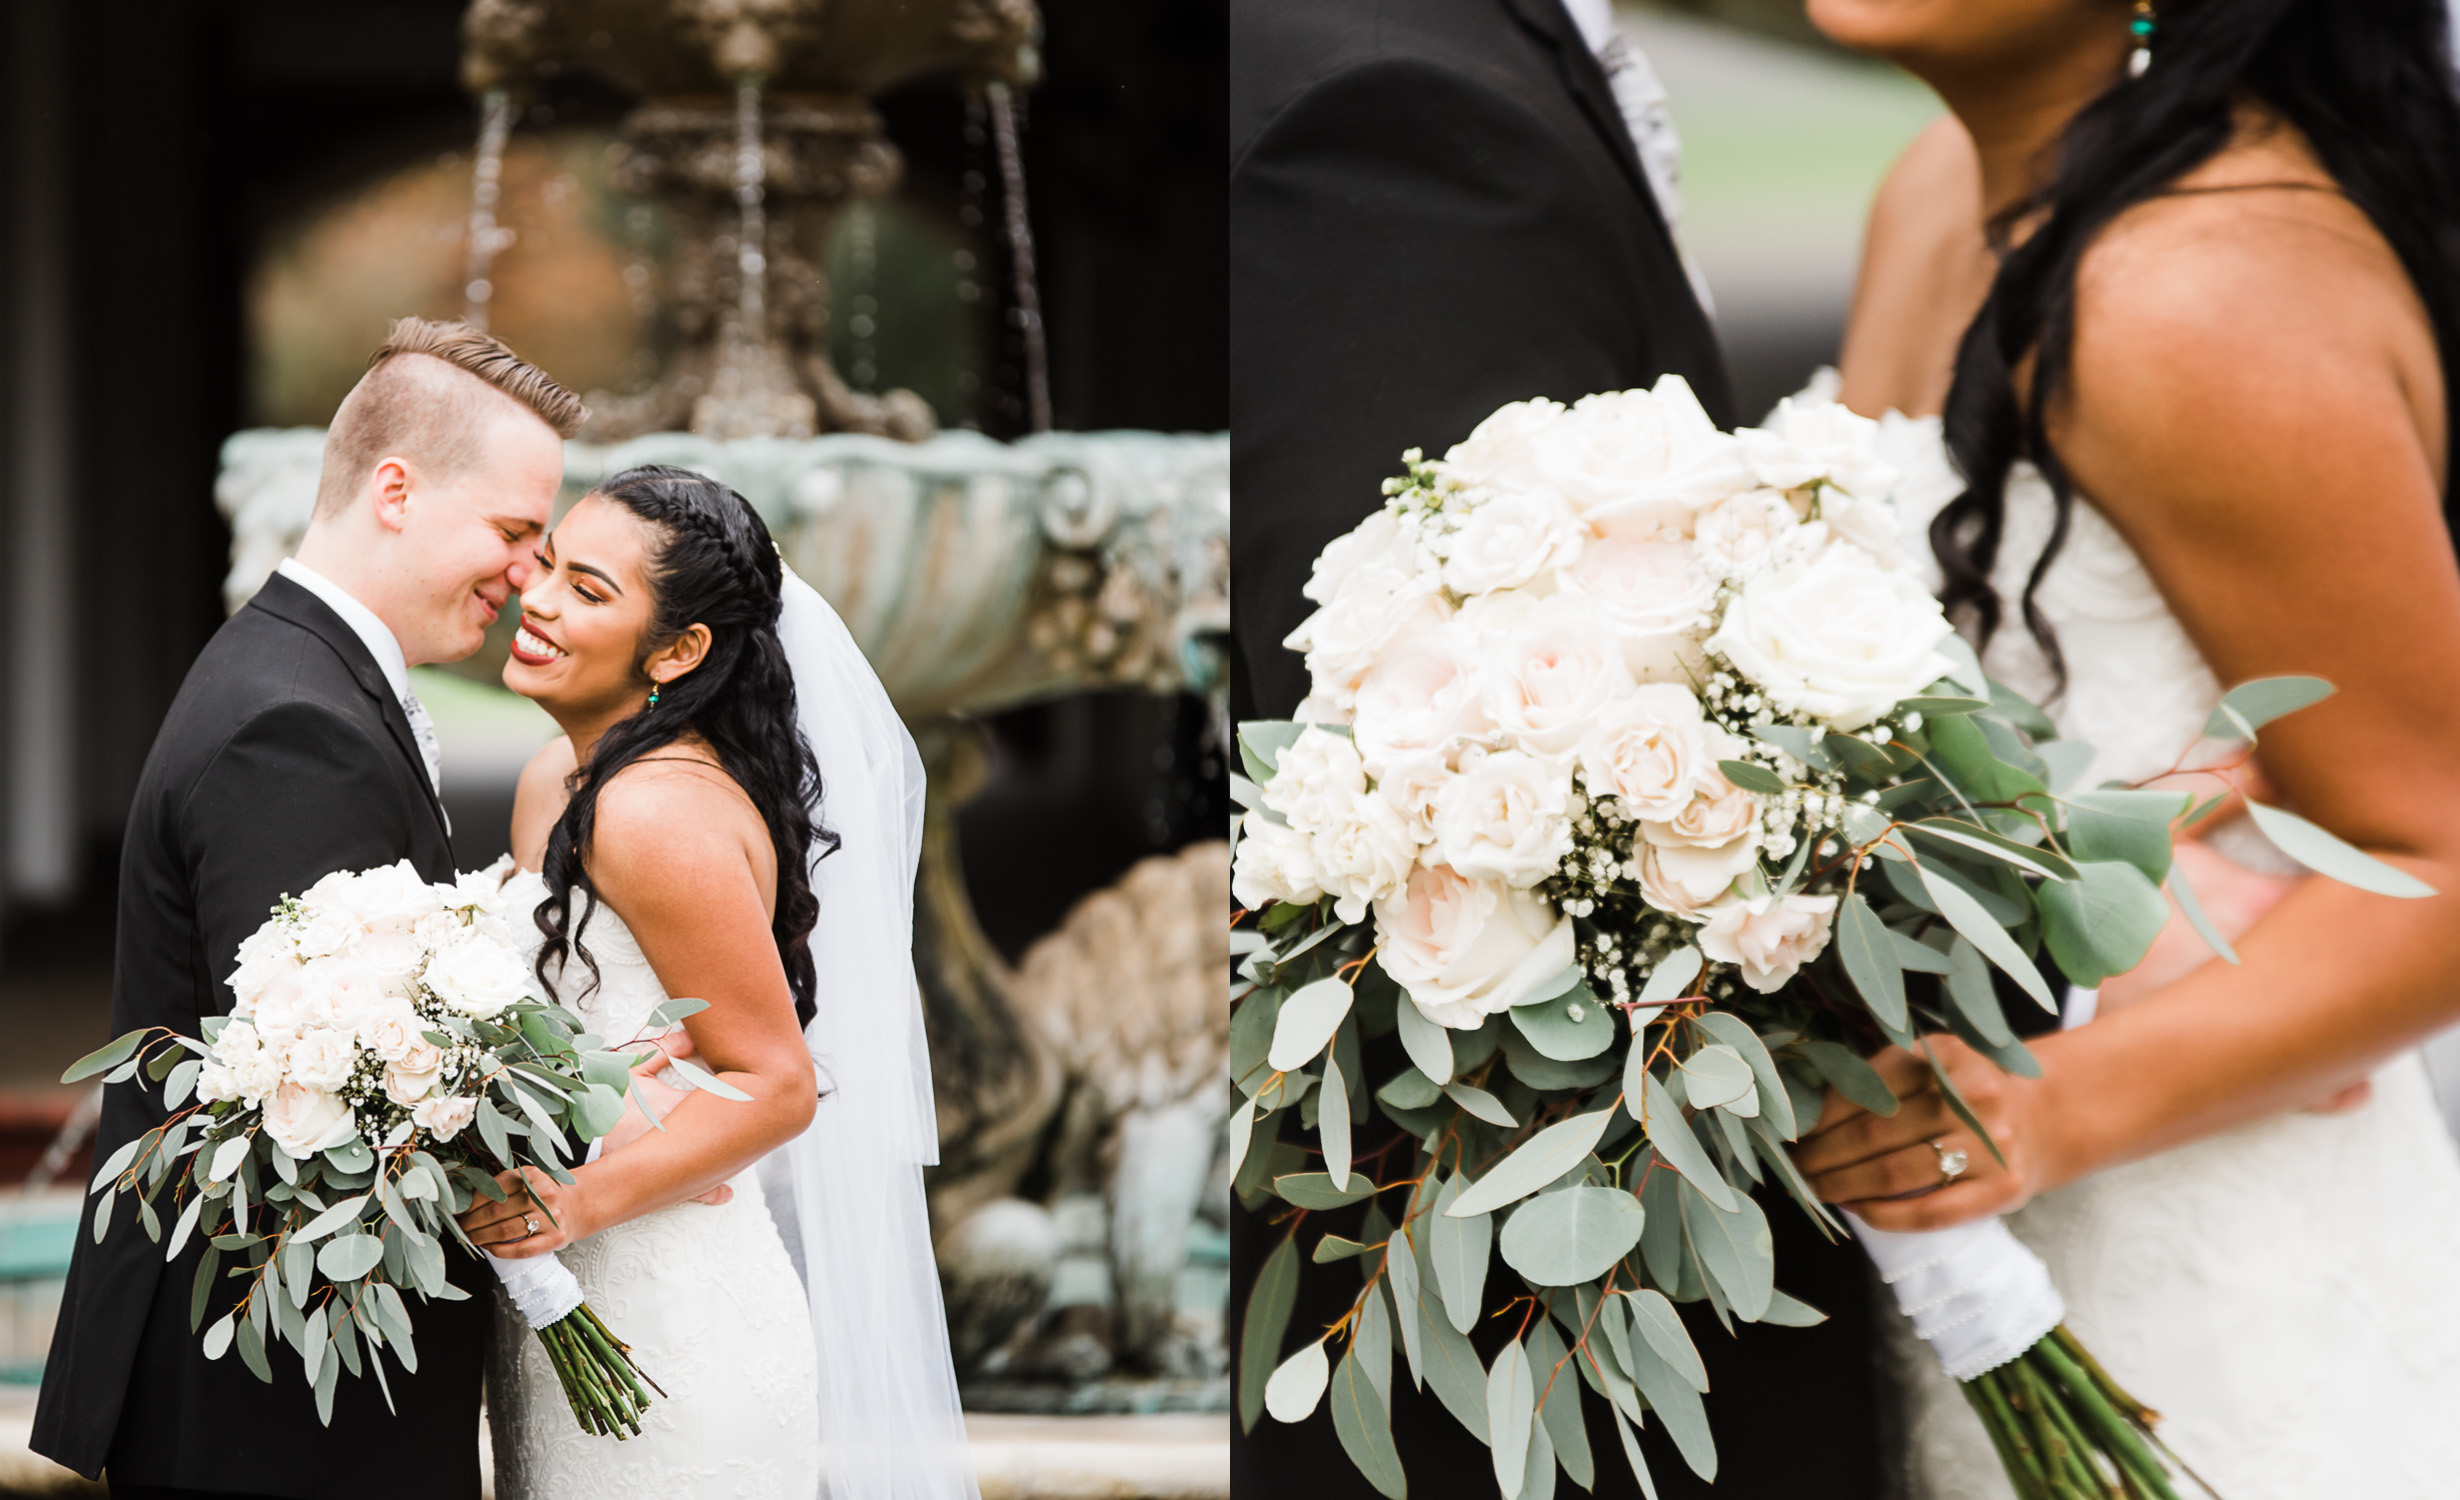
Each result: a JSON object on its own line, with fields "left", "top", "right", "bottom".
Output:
{"left": 179, "top": 699, "right": 425, "bottom": 1018}
{"left": 1231, "top": 57, "right": 1685, "bottom": 718}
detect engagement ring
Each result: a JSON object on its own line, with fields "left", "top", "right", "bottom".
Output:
{"left": 1930, "top": 1138, "right": 1969, "bottom": 1188}
{"left": 524, "top": 1215, "right": 540, "bottom": 1237}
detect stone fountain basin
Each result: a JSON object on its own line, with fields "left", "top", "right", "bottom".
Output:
{"left": 217, "top": 427, "right": 1227, "bottom": 722}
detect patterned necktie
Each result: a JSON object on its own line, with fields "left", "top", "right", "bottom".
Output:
{"left": 1594, "top": 29, "right": 1716, "bottom": 315}
{"left": 401, "top": 690, "right": 449, "bottom": 833}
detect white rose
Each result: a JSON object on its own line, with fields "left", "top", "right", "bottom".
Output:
{"left": 1814, "top": 487, "right": 1908, "bottom": 571}
{"left": 1440, "top": 398, "right": 1569, "bottom": 496}
{"left": 1739, "top": 396, "right": 1901, "bottom": 501}
{"left": 1707, "top": 543, "right": 1956, "bottom": 729}
{"left": 1450, "top": 585, "right": 1548, "bottom": 644}
{"left": 1311, "top": 791, "right": 1422, "bottom": 924}
{"left": 1374, "top": 754, "right": 1455, "bottom": 843}
{"left": 226, "top": 922, "right": 292, "bottom": 1007}
{"left": 1638, "top": 841, "right": 1745, "bottom": 918}
{"left": 1350, "top": 626, "right": 1488, "bottom": 776}
{"left": 1374, "top": 863, "right": 1576, "bottom": 1029}
{"left": 318, "top": 859, "right": 449, "bottom": 937}
{"left": 1699, "top": 892, "right": 1840, "bottom": 993}
{"left": 263, "top": 1081, "right": 357, "bottom": 1160}
{"left": 1431, "top": 750, "right": 1574, "bottom": 889}
{"left": 446, "top": 854, "right": 520, "bottom": 914}
{"left": 283, "top": 1029, "right": 358, "bottom": 1093}
{"left": 1231, "top": 816, "right": 1325, "bottom": 911}
{"left": 1555, "top": 537, "right": 1717, "bottom": 683}
{"left": 299, "top": 956, "right": 386, "bottom": 1034}
{"left": 1534, "top": 380, "right": 1750, "bottom": 529}
{"left": 351, "top": 930, "right": 428, "bottom": 997}
{"left": 1576, "top": 684, "right": 1709, "bottom": 822}
{"left": 383, "top": 1037, "right": 444, "bottom": 1107}
{"left": 413, "top": 1095, "right": 478, "bottom": 1143}
{"left": 1694, "top": 489, "right": 1815, "bottom": 579}
{"left": 287, "top": 906, "right": 357, "bottom": 961}
{"left": 1480, "top": 599, "right": 1636, "bottom": 760}
{"left": 356, "top": 1001, "right": 426, "bottom": 1064}
{"left": 1639, "top": 744, "right": 1763, "bottom": 905}
{"left": 1260, "top": 727, "right": 1369, "bottom": 835}
{"left": 1440, "top": 489, "right": 1583, "bottom": 596}
{"left": 1287, "top": 581, "right": 1449, "bottom": 710}
{"left": 423, "top": 927, "right": 532, "bottom": 1019}
{"left": 248, "top": 967, "right": 316, "bottom": 1045}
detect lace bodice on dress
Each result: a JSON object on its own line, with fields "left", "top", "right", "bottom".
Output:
{"left": 1867, "top": 413, "right": 2460, "bottom": 1500}
{"left": 485, "top": 872, "right": 819, "bottom": 1500}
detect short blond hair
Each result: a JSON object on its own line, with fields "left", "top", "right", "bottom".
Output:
{"left": 314, "top": 317, "right": 588, "bottom": 517}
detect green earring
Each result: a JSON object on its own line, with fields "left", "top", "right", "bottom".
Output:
{"left": 648, "top": 682, "right": 661, "bottom": 709}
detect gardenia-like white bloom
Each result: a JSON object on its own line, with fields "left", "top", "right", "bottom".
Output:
{"left": 1350, "top": 626, "right": 1487, "bottom": 776}
{"left": 1740, "top": 395, "right": 1901, "bottom": 502}
{"left": 1260, "top": 727, "right": 1369, "bottom": 834}
{"left": 1373, "top": 863, "right": 1576, "bottom": 1029}
{"left": 1707, "top": 542, "right": 1955, "bottom": 730}
{"left": 1432, "top": 749, "right": 1574, "bottom": 889}
{"left": 1699, "top": 891, "right": 1840, "bottom": 992}
{"left": 213, "top": 1021, "right": 284, "bottom": 1104}
{"left": 288, "top": 906, "right": 357, "bottom": 961}
{"left": 1480, "top": 599, "right": 1636, "bottom": 761}
{"left": 1555, "top": 536, "right": 1716, "bottom": 683}
{"left": 1287, "top": 578, "right": 1448, "bottom": 710}
{"left": 1440, "top": 398, "right": 1568, "bottom": 496}
{"left": 1693, "top": 488, "right": 1813, "bottom": 580}
{"left": 1311, "top": 791, "right": 1421, "bottom": 924}
{"left": 1439, "top": 488, "right": 1582, "bottom": 596}
{"left": 1576, "top": 683, "right": 1709, "bottom": 822}
{"left": 413, "top": 1095, "right": 478, "bottom": 1142}
{"left": 283, "top": 1028, "right": 357, "bottom": 1093}
{"left": 1232, "top": 816, "right": 1326, "bottom": 911}
{"left": 226, "top": 923, "right": 292, "bottom": 1009}
{"left": 1374, "top": 754, "right": 1455, "bottom": 843}
{"left": 423, "top": 926, "right": 531, "bottom": 1019}
{"left": 1536, "top": 380, "right": 1749, "bottom": 529}
{"left": 264, "top": 1081, "right": 358, "bottom": 1160}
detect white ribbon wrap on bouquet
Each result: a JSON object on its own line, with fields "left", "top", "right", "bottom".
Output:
{"left": 485, "top": 1249, "right": 585, "bottom": 1330}
{"left": 1847, "top": 1211, "right": 2063, "bottom": 1381}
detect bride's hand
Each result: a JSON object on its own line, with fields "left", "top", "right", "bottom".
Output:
{"left": 1789, "top": 1035, "right": 2067, "bottom": 1232}
{"left": 455, "top": 1164, "right": 597, "bottom": 1260}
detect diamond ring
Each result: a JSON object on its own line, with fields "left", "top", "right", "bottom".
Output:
{"left": 523, "top": 1214, "right": 541, "bottom": 1237}
{"left": 1930, "top": 1138, "right": 1970, "bottom": 1188}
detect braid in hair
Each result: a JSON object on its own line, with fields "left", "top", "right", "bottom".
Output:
{"left": 532, "top": 464, "right": 838, "bottom": 1028}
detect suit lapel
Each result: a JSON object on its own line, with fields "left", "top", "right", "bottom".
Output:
{"left": 248, "top": 574, "right": 453, "bottom": 849}
{"left": 1496, "top": 0, "right": 1675, "bottom": 241}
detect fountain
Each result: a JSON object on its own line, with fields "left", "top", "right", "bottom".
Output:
{"left": 213, "top": 0, "right": 1229, "bottom": 1414}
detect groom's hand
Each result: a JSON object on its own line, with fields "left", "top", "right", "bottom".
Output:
{"left": 456, "top": 1164, "right": 595, "bottom": 1258}
{"left": 1789, "top": 1036, "right": 2061, "bottom": 1232}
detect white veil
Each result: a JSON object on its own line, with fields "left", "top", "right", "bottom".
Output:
{"left": 769, "top": 566, "right": 980, "bottom": 1500}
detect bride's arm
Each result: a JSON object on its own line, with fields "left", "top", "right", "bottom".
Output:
{"left": 463, "top": 765, "right": 818, "bottom": 1252}
{"left": 1799, "top": 184, "right": 2460, "bottom": 1230}
{"left": 506, "top": 735, "right": 576, "bottom": 874}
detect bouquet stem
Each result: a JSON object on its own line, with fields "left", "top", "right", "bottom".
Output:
{"left": 1961, "top": 1326, "right": 2200, "bottom": 1500}
{"left": 534, "top": 1303, "right": 661, "bottom": 1438}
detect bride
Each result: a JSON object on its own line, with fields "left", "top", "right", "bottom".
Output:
{"left": 452, "top": 463, "right": 976, "bottom": 1499}
{"left": 1788, "top": 0, "right": 2460, "bottom": 1494}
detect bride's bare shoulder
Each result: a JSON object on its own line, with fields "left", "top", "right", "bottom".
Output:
{"left": 1836, "top": 114, "right": 1993, "bottom": 420}
{"left": 587, "top": 748, "right": 774, "bottom": 905}
{"left": 509, "top": 735, "right": 577, "bottom": 871}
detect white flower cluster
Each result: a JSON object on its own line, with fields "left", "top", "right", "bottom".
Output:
{"left": 1236, "top": 378, "right": 1958, "bottom": 1024}
{"left": 203, "top": 857, "right": 535, "bottom": 1159}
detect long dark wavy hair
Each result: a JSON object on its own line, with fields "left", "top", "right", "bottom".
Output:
{"left": 532, "top": 464, "right": 835, "bottom": 1030}
{"left": 1935, "top": 0, "right": 2460, "bottom": 683}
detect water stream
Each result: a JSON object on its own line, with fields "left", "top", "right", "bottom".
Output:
{"left": 731, "top": 76, "right": 769, "bottom": 349}
{"left": 462, "top": 89, "right": 516, "bottom": 331}
{"left": 986, "top": 81, "right": 1051, "bottom": 434}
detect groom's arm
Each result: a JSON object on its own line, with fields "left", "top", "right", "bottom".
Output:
{"left": 1231, "top": 57, "right": 1678, "bottom": 717}
{"left": 181, "top": 700, "right": 423, "bottom": 1019}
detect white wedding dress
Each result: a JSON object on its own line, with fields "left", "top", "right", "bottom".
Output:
{"left": 485, "top": 871, "right": 821, "bottom": 1500}
{"left": 1870, "top": 409, "right": 2460, "bottom": 1498}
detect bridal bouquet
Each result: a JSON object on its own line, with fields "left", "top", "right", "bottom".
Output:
{"left": 1231, "top": 380, "right": 2422, "bottom": 1500}
{"left": 69, "top": 857, "right": 738, "bottom": 1437}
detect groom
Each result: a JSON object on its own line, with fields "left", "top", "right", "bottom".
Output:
{"left": 33, "top": 318, "right": 584, "bottom": 1499}
{"left": 1231, "top": 1, "right": 1883, "bottom": 1496}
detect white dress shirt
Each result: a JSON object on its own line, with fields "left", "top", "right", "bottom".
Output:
{"left": 276, "top": 557, "right": 444, "bottom": 801}
{"left": 1556, "top": 0, "right": 1715, "bottom": 314}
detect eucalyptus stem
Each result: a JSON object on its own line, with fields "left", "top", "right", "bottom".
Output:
{"left": 2033, "top": 1335, "right": 2182, "bottom": 1500}
{"left": 1965, "top": 1372, "right": 2052, "bottom": 1500}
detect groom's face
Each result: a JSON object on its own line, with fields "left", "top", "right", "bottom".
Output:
{"left": 387, "top": 408, "right": 564, "bottom": 664}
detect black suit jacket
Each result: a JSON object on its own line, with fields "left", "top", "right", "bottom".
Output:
{"left": 1230, "top": 0, "right": 1735, "bottom": 723}
{"left": 1230, "top": 3, "right": 1883, "bottom": 1496}
{"left": 34, "top": 573, "right": 488, "bottom": 1498}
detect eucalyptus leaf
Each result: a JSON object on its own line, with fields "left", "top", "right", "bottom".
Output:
{"left": 1752, "top": 723, "right": 1831, "bottom": 769}
{"left": 1237, "top": 720, "right": 1307, "bottom": 785}
{"left": 1269, "top": 977, "right": 1356, "bottom": 1072}
{"left": 1797, "top": 1041, "right": 1898, "bottom": 1118}
{"left": 1354, "top": 1286, "right": 1393, "bottom": 1415}
{"left": 1676, "top": 1045, "right": 1754, "bottom": 1112}
{"left": 1639, "top": 1072, "right": 1738, "bottom": 1212}
{"left": 315, "top": 1233, "right": 384, "bottom": 1282}
{"left": 1888, "top": 929, "right": 1955, "bottom": 975}
{"left": 1836, "top": 893, "right": 1908, "bottom": 1033}
{"left": 2040, "top": 858, "right": 2171, "bottom": 985}
{"left": 62, "top": 1030, "right": 143, "bottom": 1085}
{"left": 2247, "top": 802, "right": 2436, "bottom": 898}
{"left": 1609, "top": 1401, "right": 1661, "bottom": 1500}
{"left": 2205, "top": 675, "right": 2334, "bottom": 737}
{"left": 1916, "top": 862, "right": 2056, "bottom": 1011}
{"left": 1393, "top": 994, "right": 1455, "bottom": 1086}
{"left": 1509, "top": 981, "right": 1615, "bottom": 1061}
{"left": 660, "top": 1052, "right": 753, "bottom": 1102}
{"left": 1264, "top": 1340, "right": 1329, "bottom": 1422}
{"left": 1637, "top": 946, "right": 1703, "bottom": 1005}
{"left": 1322, "top": 1054, "right": 1354, "bottom": 1191}
{"left": 2167, "top": 858, "right": 2240, "bottom": 964}
{"left": 1227, "top": 1095, "right": 1258, "bottom": 1182}
{"left": 1429, "top": 1174, "right": 1491, "bottom": 1335}
{"left": 1680, "top": 1186, "right": 1773, "bottom": 1321}
{"left": 2065, "top": 788, "right": 2186, "bottom": 884}
{"left": 1489, "top": 1338, "right": 1535, "bottom": 1500}
{"left": 1420, "top": 1292, "right": 1493, "bottom": 1441}
{"left": 1621, "top": 1317, "right": 1717, "bottom": 1481}
{"left": 1623, "top": 1288, "right": 1709, "bottom": 1392}
{"left": 1444, "top": 1081, "right": 1517, "bottom": 1128}
{"left": 1717, "top": 759, "right": 1788, "bottom": 794}
{"left": 1448, "top": 1108, "right": 1617, "bottom": 1218}
{"left": 1759, "top": 1290, "right": 1828, "bottom": 1327}
{"left": 292, "top": 1194, "right": 371, "bottom": 1245}
{"left": 1691, "top": 1013, "right": 1796, "bottom": 1139}
{"left": 1377, "top": 1067, "right": 1442, "bottom": 1112}
{"left": 1525, "top": 1316, "right": 1593, "bottom": 1492}
{"left": 1274, "top": 1171, "right": 1378, "bottom": 1210}
{"left": 1498, "top": 1186, "right": 1647, "bottom": 1286}
{"left": 1906, "top": 819, "right": 2077, "bottom": 882}
{"left": 1386, "top": 1229, "right": 1426, "bottom": 1390}
{"left": 1941, "top": 936, "right": 2014, "bottom": 1048}
{"left": 1237, "top": 1235, "right": 1299, "bottom": 1435}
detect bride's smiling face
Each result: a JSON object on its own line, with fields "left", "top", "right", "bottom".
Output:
{"left": 1809, "top": 0, "right": 2129, "bottom": 80}
{"left": 502, "top": 492, "right": 705, "bottom": 717}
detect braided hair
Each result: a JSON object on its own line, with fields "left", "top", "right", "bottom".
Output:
{"left": 532, "top": 464, "right": 837, "bottom": 1029}
{"left": 1933, "top": 0, "right": 2460, "bottom": 684}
